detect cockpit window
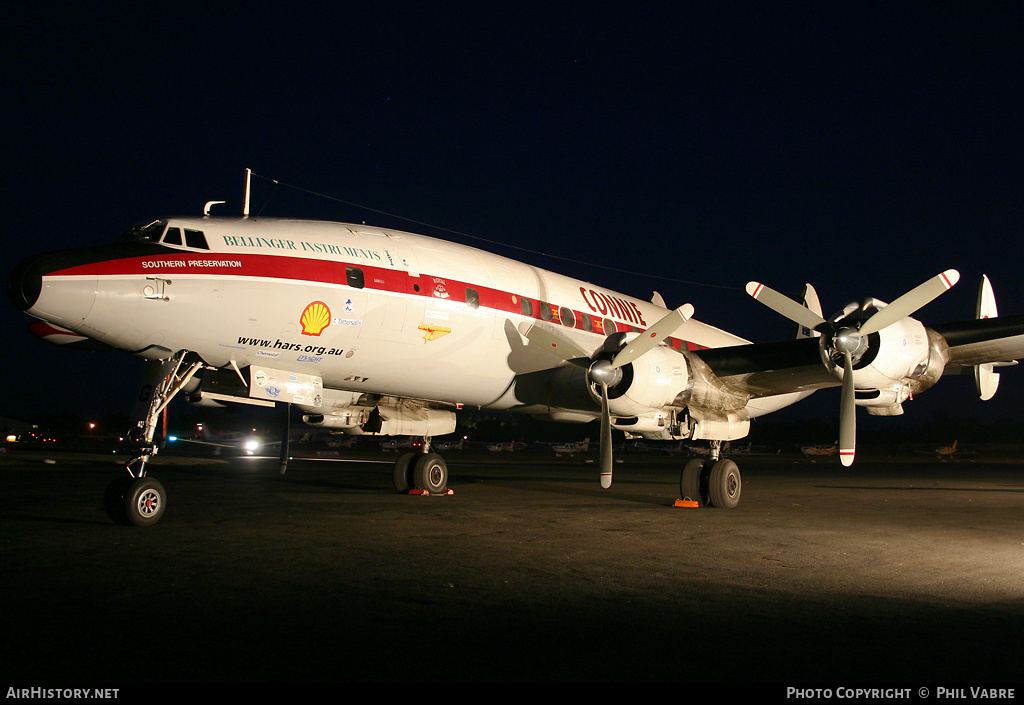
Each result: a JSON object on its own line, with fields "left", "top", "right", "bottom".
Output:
{"left": 120, "top": 220, "right": 166, "bottom": 242}
{"left": 119, "top": 220, "right": 209, "bottom": 250}
{"left": 184, "top": 229, "right": 209, "bottom": 249}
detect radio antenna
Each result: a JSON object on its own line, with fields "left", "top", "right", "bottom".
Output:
{"left": 243, "top": 167, "right": 252, "bottom": 217}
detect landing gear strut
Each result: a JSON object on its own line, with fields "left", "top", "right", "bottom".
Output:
{"left": 392, "top": 437, "right": 449, "bottom": 494}
{"left": 678, "top": 441, "right": 742, "bottom": 508}
{"left": 106, "top": 351, "right": 203, "bottom": 526}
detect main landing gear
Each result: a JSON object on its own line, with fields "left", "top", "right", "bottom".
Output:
{"left": 106, "top": 351, "right": 203, "bottom": 526}
{"left": 392, "top": 438, "right": 450, "bottom": 495}
{"left": 679, "top": 441, "right": 742, "bottom": 509}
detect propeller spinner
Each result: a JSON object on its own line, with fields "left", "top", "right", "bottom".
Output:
{"left": 747, "top": 270, "right": 959, "bottom": 466}
{"left": 519, "top": 304, "right": 694, "bottom": 487}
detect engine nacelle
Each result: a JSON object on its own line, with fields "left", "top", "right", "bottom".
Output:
{"left": 605, "top": 343, "right": 691, "bottom": 418}
{"left": 825, "top": 318, "right": 949, "bottom": 413}
{"left": 599, "top": 335, "right": 752, "bottom": 441}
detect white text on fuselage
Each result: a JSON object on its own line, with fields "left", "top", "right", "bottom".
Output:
{"left": 142, "top": 259, "right": 243, "bottom": 268}
{"left": 221, "top": 236, "right": 383, "bottom": 262}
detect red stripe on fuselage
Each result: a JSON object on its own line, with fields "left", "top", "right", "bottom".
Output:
{"left": 47, "top": 251, "right": 705, "bottom": 350}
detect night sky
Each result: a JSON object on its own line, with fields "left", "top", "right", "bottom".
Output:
{"left": 4, "top": 4, "right": 1024, "bottom": 432}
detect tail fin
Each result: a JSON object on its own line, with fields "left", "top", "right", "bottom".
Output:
{"left": 975, "top": 275, "right": 1000, "bottom": 400}
{"left": 795, "top": 284, "right": 823, "bottom": 339}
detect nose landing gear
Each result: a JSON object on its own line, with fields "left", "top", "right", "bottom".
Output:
{"left": 105, "top": 351, "right": 203, "bottom": 526}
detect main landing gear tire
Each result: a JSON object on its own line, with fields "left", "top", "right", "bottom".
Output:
{"left": 680, "top": 458, "right": 706, "bottom": 505}
{"left": 393, "top": 452, "right": 417, "bottom": 493}
{"left": 413, "top": 452, "right": 448, "bottom": 494}
{"left": 679, "top": 458, "right": 742, "bottom": 508}
{"left": 393, "top": 452, "right": 449, "bottom": 494}
{"left": 708, "top": 459, "right": 741, "bottom": 509}
{"left": 105, "top": 476, "right": 167, "bottom": 526}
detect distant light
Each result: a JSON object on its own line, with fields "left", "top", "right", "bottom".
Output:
{"left": 244, "top": 438, "right": 261, "bottom": 454}
{"left": 168, "top": 436, "right": 178, "bottom": 442}
{"left": 5, "top": 435, "right": 16, "bottom": 443}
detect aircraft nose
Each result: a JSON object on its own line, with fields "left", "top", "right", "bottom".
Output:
{"left": 7, "top": 253, "right": 45, "bottom": 311}
{"left": 7, "top": 246, "right": 101, "bottom": 326}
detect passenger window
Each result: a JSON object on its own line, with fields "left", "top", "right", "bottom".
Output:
{"left": 465, "top": 288, "right": 479, "bottom": 309}
{"left": 162, "top": 227, "right": 182, "bottom": 245}
{"left": 540, "top": 302, "right": 553, "bottom": 321}
{"left": 603, "top": 318, "right": 617, "bottom": 334}
{"left": 580, "top": 312, "right": 593, "bottom": 332}
{"left": 184, "top": 229, "right": 209, "bottom": 249}
{"left": 521, "top": 298, "right": 533, "bottom": 317}
{"left": 346, "top": 266, "right": 365, "bottom": 289}
{"left": 559, "top": 307, "right": 576, "bottom": 328}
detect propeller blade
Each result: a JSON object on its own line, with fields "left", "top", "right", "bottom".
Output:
{"left": 520, "top": 304, "right": 692, "bottom": 489}
{"left": 857, "top": 269, "right": 959, "bottom": 336}
{"left": 518, "top": 321, "right": 591, "bottom": 365}
{"left": 746, "top": 282, "right": 828, "bottom": 332}
{"left": 611, "top": 304, "right": 694, "bottom": 368}
{"left": 599, "top": 382, "right": 613, "bottom": 488}
{"left": 839, "top": 352, "right": 856, "bottom": 467}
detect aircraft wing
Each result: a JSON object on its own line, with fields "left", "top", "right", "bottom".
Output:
{"left": 691, "top": 337, "right": 835, "bottom": 397}
{"left": 691, "top": 314, "right": 1024, "bottom": 399}
{"left": 932, "top": 315, "right": 1024, "bottom": 369}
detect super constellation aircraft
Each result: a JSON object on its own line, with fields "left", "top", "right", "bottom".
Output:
{"left": 8, "top": 191, "right": 1024, "bottom": 525}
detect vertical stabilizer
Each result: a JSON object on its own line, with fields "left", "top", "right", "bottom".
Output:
{"left": 974, "top": 275, "right": 1000, "bottom": 400}
{"left": 795, "top": 283, "right": 823, "bottom": 339}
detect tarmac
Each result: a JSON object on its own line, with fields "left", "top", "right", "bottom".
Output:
{"left": 1, "top": 445, "right": 1022, "bottom": 689}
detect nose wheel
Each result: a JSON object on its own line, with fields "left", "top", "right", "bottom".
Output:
{"left": 104, "top": 475, "right": 167, "bottom": 526}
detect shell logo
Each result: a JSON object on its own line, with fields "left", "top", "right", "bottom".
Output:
{"left": 299, "top": 301, "right": 331, "bottom": 336}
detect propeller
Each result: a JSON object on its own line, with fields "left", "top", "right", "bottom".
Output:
{"left": 746, "top": 270, "right": 959, "bottom": 466}
{"left": 519, "top": 303, "right": 694, "bottom": 487}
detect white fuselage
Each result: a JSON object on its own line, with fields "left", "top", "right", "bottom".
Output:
{"left": 25, "top": 217, "right": 808, "bottom": 430}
